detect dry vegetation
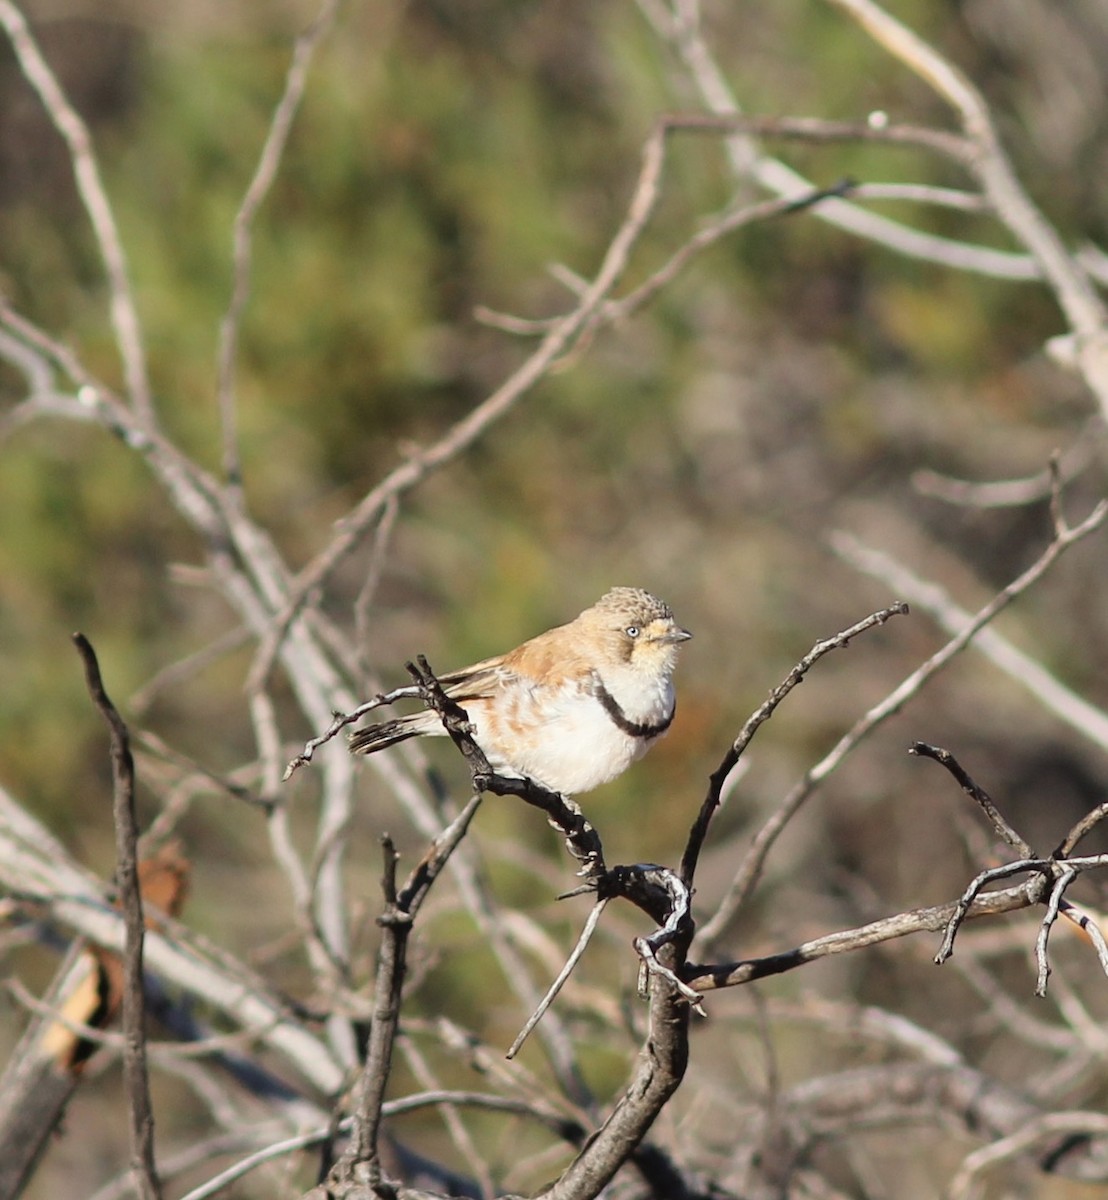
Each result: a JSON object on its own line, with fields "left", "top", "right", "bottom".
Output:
{"left": 2, "top": 1, "right": 1108, "bottom": 1198}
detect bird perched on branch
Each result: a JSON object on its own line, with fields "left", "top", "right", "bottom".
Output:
{"left": 349, "top": 587, "right": 691, "bottom": 796}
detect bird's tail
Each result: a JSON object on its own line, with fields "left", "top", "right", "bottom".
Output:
{"left": 348, "top": 711, "right": 438, "bottom": 755}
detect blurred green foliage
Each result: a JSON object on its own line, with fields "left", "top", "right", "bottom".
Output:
{"left": 3, "top": 2, "right": 1108, "bottom": 1191}
{"left": 2, "top": 0, "right": 1105, "bottom": 918}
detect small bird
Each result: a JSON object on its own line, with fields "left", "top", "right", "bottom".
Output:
{"left": 349, "top": 587, "right": 691, "bottom": 795}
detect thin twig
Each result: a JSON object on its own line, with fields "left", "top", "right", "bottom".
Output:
{"left": 129, "top": 627, "right": 252, "bottom": 716}
{"left": 1059, "top": 900, "right": 1108, "bottom": 982}
{"left": 909, "top": 743, "right": 1031, "bottom": 856}
{"left": 0, "top": 1, "right": 153, "bottom": 421}
{"left": 508, "top": 899, "right": 610, "bottom": 1060}
{"left": 333, "top": 795, "right": 483, "bottom": 1184}
{"left": 912, "top": 422, "right": 1101, "bottom": 509}
{"left": 1059, "top": 802, "right": 1108, "bottom": 858}
{"left": 935, "top": 859, "right": 1053, "bottom": 965}
{"left": 216, "top": 0, "right": 340, "bottom": 490}
{"left": 283, "top": 682, "right": 424, "bottom": 778}
{"left": 72, "top": 633, "right": 162, "bottom": 1200}
{"left": 686, "top": 878, "right": 1044, "bottom": 993}
{"left": 681, "top": 602, "right": 908, "bottom": 890}
{"left": 1036, "top": 867, "right": 1077, "bottom": 996}
{"left": 834, "top": 508, "right": 1108, "bottom": 756}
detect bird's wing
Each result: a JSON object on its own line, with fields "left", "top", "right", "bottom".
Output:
{"left": 497, "top": 624, "right": 593, "bottom": 691}
{"left": 437, "top": 653, "right": 511, "bottom": 701}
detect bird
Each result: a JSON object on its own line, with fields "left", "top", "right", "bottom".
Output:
{"left": 349, "top": 587, "right": 691, "bottom": 796}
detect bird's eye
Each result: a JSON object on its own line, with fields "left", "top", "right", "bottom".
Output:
{"left": 625, "top": 625, "right": 640, "bottom": 639}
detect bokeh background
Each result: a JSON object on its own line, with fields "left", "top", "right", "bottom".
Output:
{"left": 2, "top": 1, "right": 1108, "bottom": 1196}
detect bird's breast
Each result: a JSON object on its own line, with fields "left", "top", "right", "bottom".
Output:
{"left": 463, "top": 673, "right": 673, "bottom": 795}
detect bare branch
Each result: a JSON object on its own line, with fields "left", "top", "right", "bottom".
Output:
{"left": 824, "top": 0, "right": 1108, "bottom": 411}
{"left": 216, "top": 0, "right": 340, "bottom": 490}
{"left": 834, "top": 504, "right": 1108, "bottom": 756}
{"left": 1036, "top": 866, "right": 1077, "bottom": 996}
{"left": 508, "top": 899, "right": 610, "bottom": 1061}
{"left": 638, "top": 0, "right": 1044, "bottom": 281}
{"left": 687, "top": 879, "right": 1043, "bottom": 993}
{"left": 331, "top": 796, "right": 483, "bottom": 1187}
{"left": 0, "top": 1, "right": 153, "bottom": 421}
{"left": 681, "top": 602, "right": 908, "bottom": 891}
{"left": 71, "top": 633, "right": 162, "bottom": 1200}
{"left": 909, "top": 743, "right": 1031, "bottom": 857}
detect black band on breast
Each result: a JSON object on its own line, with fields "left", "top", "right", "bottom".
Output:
{"left": 592, "top": 679, "right": 674, "bottom": 739}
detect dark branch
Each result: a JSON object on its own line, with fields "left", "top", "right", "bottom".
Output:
{"left": 910, "top": 742, "right": 1031, "bottom": 856}
{"left": 72, "top": 632, "right": 162, "bottom": 1200}
{"left": 681, "top": 602, "right": 909, "bottom": 889}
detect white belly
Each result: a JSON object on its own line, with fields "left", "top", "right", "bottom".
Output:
{"left": 469, "top": 676, "right": 673, "bottom": 795}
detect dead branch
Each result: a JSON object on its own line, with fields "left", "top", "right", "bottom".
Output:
{"left": 71, "top": 633, "right": 162, "bottom": 1200}
{"left": 681, "top": 602, "right": 908, "bottom": 891}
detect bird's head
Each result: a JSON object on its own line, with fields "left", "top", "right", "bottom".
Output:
{"left": 579, "top": 586, "right": 692, "bottom": 677}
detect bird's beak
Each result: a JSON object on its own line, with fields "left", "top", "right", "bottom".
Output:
{"left": 664, "top": 625, "right": 693, "bottom": 644}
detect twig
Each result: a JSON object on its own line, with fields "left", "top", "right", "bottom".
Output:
{"left": 686, "top": 879, "right": 1043, "bottom": 993}
{"left": 331, "top": 795, "right": 483, "bottom": 1185}
{"left": 216, "top": 0, "right": 340, "bottom": 490}
{"left": 1036, "top": 867, "right": 1076, "bottom": 997}
{"left": 912, "top": 422, "right": 1100, "bottom": 508}
{"left": 133, "top": 730, "right": 271, "bottom": 814}
{"left": 603, "top": 178, "right": 856, "bottom": 328}
{"left": 638, "top": 0, "right": 1044, "bottom": 281}
{"left": 129, "top": 626, "right": 252, "bottom": 716}
{"left": 834, "top": 506, "right": 1108, "bottom": 756}
{"left": 1059, "top": 900, "right": 1108, "bottom": 982}
{"left": 681, "top": 602, "right": 908, "bottom": 890}
{"left": 0, "top": 1, "right": 153, "bottom": 421}
{"left": 508, "top": 899, "right": 610, "bottom": 1060}
{"left": 1059, "top": 801, "right": 1108, "bottom": 857}
{"left": 653, "top": 111, "right": 972, "bottom": 161}
{"left": 823, "top": 0, "right": 1108, "bottom": 412}
{"left": 283, "top": 682, "right": 424, "bottom": 778}
{"left": 72, "top": 633, "right": 162, "bottom": 1200}
{"left": 935, "top": 859, "right": 1052, "bottom": 965}
{"left": 909, "top": 743, "right": 1031, "bottom": 856}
